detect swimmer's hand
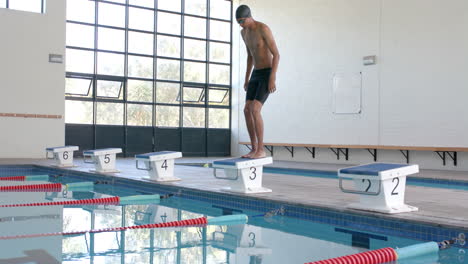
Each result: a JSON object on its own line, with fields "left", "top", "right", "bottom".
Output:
{"left": 244, "top": 82, "right": 248, "bottom": 91}
{"left": 268, "top": 76, "right": 276, "bottom": 93}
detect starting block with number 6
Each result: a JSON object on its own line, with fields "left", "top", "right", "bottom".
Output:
{"left": 338, "top": 163, "right": 419, "bottom": 214}
{"left": 135, "top": 151, "right": 182, "bottom": 182}
{"left": 83, "top": 148, "right": 122, "bottom": 173}
{"left": 46, "top": 146, "right": 79, "bottom": 167}
{"left": 213, "top": 157, "right": 273, "bottom": 194}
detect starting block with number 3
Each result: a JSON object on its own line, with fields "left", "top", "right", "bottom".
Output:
{"left": 338, "top": 163, "right": 419, "bottom": 214}
{"left": 46, "top": 146, "right": 79, "bottom": 167}
{"left": 83, "top": 148, "right": 122, "bottom": 173}
{"left": 135, "top": 151, "right": 182, "bottom": 182}
{"left": 213, "top": 157, "right": 273, "bottom": 194}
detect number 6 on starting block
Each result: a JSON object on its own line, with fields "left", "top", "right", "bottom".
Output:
{"left": 135, "top": 151, "right": 182, "bottom": 182}
{"left": 213, "top": 157, "right": 273, "bottom": 194}
{"left": 46, "top": 146, "right": 79, "bottom": 167}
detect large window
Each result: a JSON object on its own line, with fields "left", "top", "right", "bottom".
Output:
{"left": 1, "top": 0, "right": 46, "bottom": 13}
{"left": 65, "top": 0, "right": 232, "bottom": 131}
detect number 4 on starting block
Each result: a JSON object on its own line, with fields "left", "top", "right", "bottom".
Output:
{"left": 135, "top": 151, "right": 182, "bottom": 182}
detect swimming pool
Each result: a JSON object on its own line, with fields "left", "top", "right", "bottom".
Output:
{"left": 0, "top": 165, "right": 466, "bottom": 263}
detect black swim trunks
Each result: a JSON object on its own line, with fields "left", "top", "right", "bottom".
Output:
{"left": 246, "top": 68, "right": 272, "bottom": 104}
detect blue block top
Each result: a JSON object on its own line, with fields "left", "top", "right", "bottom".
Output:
{"left": 135, "top": 151, "right": 178, "bottom": 159}
{"left": 340, "top": 163, "right": 409, "bottom": 176}
{"left": 83, "top": 148, "right": 121, "bottom": 154}
{"left": 213, "top": 157, "right": 256, "bottom": 166}
{"left": 46, "top": 146, "right": 77, "bottom": 151}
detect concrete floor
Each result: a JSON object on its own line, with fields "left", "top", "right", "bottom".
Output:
{"left": 1, "top": 157, "right": 467, "bottom": 231}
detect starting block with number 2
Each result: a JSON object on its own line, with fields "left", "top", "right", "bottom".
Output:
{"left": 213, "top": 157, "right": 273, "bottom": 194}
{"left": 338, "top": 163, "right": 419, "bottom": 214}
{"left": 135, "top": 151, "right": 182, "bottom": 182}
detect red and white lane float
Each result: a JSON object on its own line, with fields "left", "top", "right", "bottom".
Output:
{"left": 0, "top": 214, "right": 248, "bottom": 240}
{"left": 0, "top": 175, "right": 49, "bottom": 181}
{"left": 0, "top": 181, "right": 93, "bottom": 192}
{"left": 305, "top": 238, "right": 464, "bottom": 264}
{"left": 0, "top": 194, "right": 163, "bottom": 208}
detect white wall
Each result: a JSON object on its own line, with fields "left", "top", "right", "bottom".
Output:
{"left": 0, "top": 0, "right": 66, "bottom": 158}
{"left": 380, "top": 0, "right": 468, "bottom": 147}
{"left": 234, "top": 0, "right": 468, "bottom": 170}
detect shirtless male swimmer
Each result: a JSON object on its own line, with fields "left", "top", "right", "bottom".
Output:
{"left": 237, "top": 5, "right": 280, "bottom": 159}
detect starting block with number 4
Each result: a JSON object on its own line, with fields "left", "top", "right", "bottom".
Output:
{"left": 83, "top": 148, "right": 122, "bottom": 173}
{"left": 213, "top": 157, "right": 273, "bottom": 194}
{"left": 46, "top": 146, "right": 79, "bottom": 167}
{"left": 135, "top": 151, "right": 182, "bottom": 182}
{"left": 338, "top": 163, "right": 419, "bottom": 214}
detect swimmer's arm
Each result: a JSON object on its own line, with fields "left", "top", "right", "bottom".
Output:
{"left": 241, "top": 31, "right": 254, "bottom": 90}
{"left": 262, "top": 25, "right": 280, "bottom": 89}
{"left": 245, "top": 47, "right": 254, "bottom": 86}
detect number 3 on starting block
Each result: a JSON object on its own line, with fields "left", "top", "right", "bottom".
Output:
{"left": 212, "top": 157, "right": 273, "bottom": 194}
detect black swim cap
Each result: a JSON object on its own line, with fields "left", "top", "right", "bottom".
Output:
{"left": 236, "top": 5, "right": 251, "bottom": 19}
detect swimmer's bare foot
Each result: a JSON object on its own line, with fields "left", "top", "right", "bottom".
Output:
{"left": 250, "top": 150, "right": 266, "bottom": 159}
{"left": 242, "top": 149, "right": 256, "bottom": 158}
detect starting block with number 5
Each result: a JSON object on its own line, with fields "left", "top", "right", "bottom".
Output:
{"left": 338, "top": 163, "right": 419, "bottom": 214}
{"left": 213, "top": 157, "right": 273, "bottom": 194}
{"left": 83, "top": 148, "right": 122, "bottom": 173}
{"left": 135, "top": 151, "right": 182, "bottom": 182}
{"left": 46, "top": 146, "right": 79, "bottom": 167}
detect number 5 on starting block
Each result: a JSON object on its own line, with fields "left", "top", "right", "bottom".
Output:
{"left": 83, "top": 148, "right": 122, "bottom": 173}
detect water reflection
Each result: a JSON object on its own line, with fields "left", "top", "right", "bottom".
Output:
{"left": 0, "top": 185, "right": 466, "bottom": 263}
{"left": 0, "top": 191, "right": 63, "bottom": 263}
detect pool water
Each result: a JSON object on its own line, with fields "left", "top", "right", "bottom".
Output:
{"left": 0, "top": 166, "right": 466, "bottom": 264}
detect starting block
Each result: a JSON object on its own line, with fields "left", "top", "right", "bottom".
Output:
{"left": 83, "top": 148, "right": 122, "bottom": 173}
{"left": 135, "top": 151, "right": 182, "bottom": 182}
{"left": 338, "top": 163, "right": 419, "bottom": 214}
{"left": 213, "top": 157, "right": 273, "bottom": 194}
{"left": 46, "top": 146, "right": 79, "bottom": 167}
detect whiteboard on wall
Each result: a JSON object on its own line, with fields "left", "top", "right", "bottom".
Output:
{"left": 332, "top": 72, "right": 362, "bottom": 114}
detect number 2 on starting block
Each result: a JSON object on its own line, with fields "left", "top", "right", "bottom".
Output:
{"left": 338, "top": 163, "right": 419, "bottom": 214}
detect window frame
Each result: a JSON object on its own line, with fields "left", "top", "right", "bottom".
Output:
{"left": 65, "top": 0, "right": 233, "bottom": 155}
{"left": 3, "top": 0, "right": 46, "bottom": 13}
